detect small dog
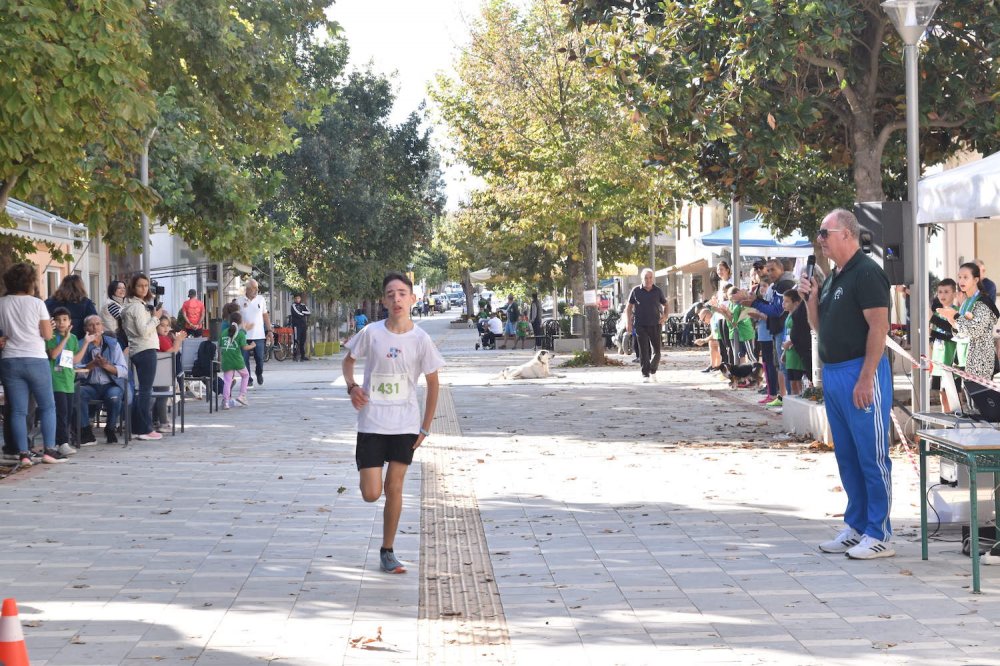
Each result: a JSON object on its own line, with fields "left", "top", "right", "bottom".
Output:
{"left": 718, "top": 362, "right": 764, "bottom": 389}
{"left": 498, "top": 349, "right": 560, "bottom": 380}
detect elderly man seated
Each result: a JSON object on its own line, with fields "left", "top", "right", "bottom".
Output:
{"left": 78, "top": 315, "right": 129, "bottom": 444}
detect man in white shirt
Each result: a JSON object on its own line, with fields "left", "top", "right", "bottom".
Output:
{"left": 237, "top": 279, "right": 272, "bottom": 386}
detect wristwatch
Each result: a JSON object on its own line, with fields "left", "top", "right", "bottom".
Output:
{"left": 346, "top": 382, "right": 359, "bottom": 395}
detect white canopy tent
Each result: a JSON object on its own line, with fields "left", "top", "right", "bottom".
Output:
{"left": 917, "top": 151, "right": 1000, "bottom": 226}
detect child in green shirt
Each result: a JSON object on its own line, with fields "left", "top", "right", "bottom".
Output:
{"left": 515, "top": 314, "right": 532, "bottom": 349}
{"left": 47, "top": 307, "right": 91, "bottom": 455}
{"left": 219, "top": 312, "right": 255, "bottom": 410}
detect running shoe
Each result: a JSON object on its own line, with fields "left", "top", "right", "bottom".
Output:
{"left": 18, "top": 453, "right": 32, "bottom": 468}
{"left": 766, "top": 397, "right": 783, "bottom": 407}
{"left": 41, "top": 449, "right": 67, "bottom": 464}
{"left": 57, "top": 443, "right": 77, "bottom": 456}
{"left": 819, "top": 526, "right": 862, "bottom": 554}
{"left": 846, "top": 535, "right": 895, "bottom": 560}
{"left": 758, "top": 395, "right": 775, "bottom": 404}
{"left": 236, "top": 395, "right": 249, "bottom": 407}
{"left": 137, "top": 431, "right": 163, "bottom": 441}
{"left": 380, "top": 550, "right": 407, "bottom": 574}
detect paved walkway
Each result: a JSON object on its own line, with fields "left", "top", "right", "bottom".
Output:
{"left": 1, "top": 312, "right": 999, "bottom": 664}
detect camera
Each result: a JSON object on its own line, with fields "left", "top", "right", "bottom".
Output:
{"left": 149, "top": 279, "right": 166, "bottom": 310}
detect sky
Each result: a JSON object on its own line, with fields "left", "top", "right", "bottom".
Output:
{"left": 325, "top": 0, "right": 486, "bottom": 209}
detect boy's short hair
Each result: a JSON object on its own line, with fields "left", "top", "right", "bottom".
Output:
{"left": 726, "top": 285, "right": 740, "bottom": 297}
{"left": 382, "top": 271, "right": 413, "bottom": 292}
{"left": 51, "top": 306, "right": 71, "bottom": 319}
{"left": 187, "top": 289, "right": 197, "bottom": 297}
{"left": 937, "top": 278, "right": 957, "bottom": 290}
{"left": 783, "top": 289, "right": 801, "bottom": 303}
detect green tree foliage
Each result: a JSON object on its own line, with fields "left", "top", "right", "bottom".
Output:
{"left": 268, "top": 70, "right": 446, "bottom": 302}
{"left": 1, "top": 0, "right": 338, "bottom": 263}
{"left": 0, "top": 0, "right": 155, "bottom": 260}
{"left": 432, "top": 0, "right": 680, "bottom": 361}
{"left": 568, "top": 0, "right": 1000, "bottom": 235}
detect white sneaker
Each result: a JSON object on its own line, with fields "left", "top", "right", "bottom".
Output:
{"left": 650, "top": 374, "right": 658, "bottom": 383}
{"left": 642, "top": 376, "right": 650, "bottom": 383}
{"left": 235, "top": 396, "right": 249, "bottom": 407}
{"left": 222, "top": 401, "right": 231, "bottom": 410}
{"left": 845, "top": 535, "right": 895, "bottom": 560}
{"left": 57, "top": 443, "right": 77, "bottom": 456}
{"left": 818, "top": 526, "right": 862, "bottom": 553}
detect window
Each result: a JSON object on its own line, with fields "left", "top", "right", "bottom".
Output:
{"left": 45, "top": 270, "right": 60, "bottom": 299}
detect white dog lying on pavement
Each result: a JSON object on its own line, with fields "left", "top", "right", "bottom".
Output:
{"left": 498, "top": 349, "right": 563, "bottom": 380}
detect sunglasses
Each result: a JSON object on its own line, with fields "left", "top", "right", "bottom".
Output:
{"left": 817, "top": 227, "right": 845, "bottom": 239}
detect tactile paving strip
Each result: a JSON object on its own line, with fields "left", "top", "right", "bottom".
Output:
{"left": 418, "top": 385, "right": 511, "bottom": 664}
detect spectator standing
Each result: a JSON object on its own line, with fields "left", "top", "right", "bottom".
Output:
{"left": 515, "top": 314, "right": 532, "bottom": 349}
{"left": 529, "top": 293, "right": 543, "bottom": 349}
{"left": 750, "top": 261, "right": 778, "bottom": 402}
{"left": 219, "top": 312, "right": 253, "bottom": 410}
{"left": 77, "top": 315, "right": 128, "bottom": 444}
{"left": 0, "top": 263, "right": 63, "bottom": 465}
{"left": 975, "top": 259, "right": 997, "bottom": 303}
{"left": 45, "top": 274, "right": 98, "bottom": 340}
{"left": 499, "top": 294, "right": 519, "bottom": 349}
{"left": 626, "top": 268, "right": 667, "bottom": 382}
{"left": 938, "top": 263, "right": 1000, "bottom": 383}
{"left": 929, "top": 279, "right": 960, "bottom": 412}
{"left": 290, "top": 294, "right": 311, "bottom": 361}
{"left": 179, "top": 289, "right": 205, "bottom": 337}
{"left": 47, "top": 307, "right": 92, "bottom": 456}
{"left": 100, "top": 280, "right": 127, "bottom": 339}
{"left": 777, "top": 290, "right": 806, "bottom": 400}
{"left": 720, "top": 286, "right": 757, "bottom": 364}
{"left": 121, "top": 273, "right": 164, "bottom": 441}
{"left": 799, "top": 209, "right": 894, "bottom": 560}
{"left": 712, "top": 262, "right": 734, "bottom": 366}
{"left": 354, "top": 308, "right": 369, "bottom": 332}
{"left": 237, "top": 279, "right": 272, "bottom": 386}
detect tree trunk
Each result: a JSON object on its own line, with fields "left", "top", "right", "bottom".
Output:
{"left": 852, "top": 115, "right": 886, "bottom": 203}
{"left": 461, "top": 267, "right": 474, "bottom": 317}
{"left": 566, "top": 256, "right": 583, "bottom": 328}
{"left": 579, "top": 219, "right": 605, "bottom": 365}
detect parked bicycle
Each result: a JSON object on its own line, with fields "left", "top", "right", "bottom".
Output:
{"left": 265, "top": 326, "right": 295, "bottom": 362}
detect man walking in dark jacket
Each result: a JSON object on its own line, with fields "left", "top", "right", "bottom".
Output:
{"left": 626, "top": 268, "right": 667, "bottom": 382}
{"left": 290, "top": 294, "right": 311, "bottom": 361}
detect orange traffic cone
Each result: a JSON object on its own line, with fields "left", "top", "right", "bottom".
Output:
{"left": 0, "top": 598, "right": 30, "bottom": 666}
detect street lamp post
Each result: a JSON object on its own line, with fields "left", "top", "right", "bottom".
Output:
{"left": 881, "top": 0, "right": 940, "bottom": 414}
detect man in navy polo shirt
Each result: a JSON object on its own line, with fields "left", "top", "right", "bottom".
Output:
{"left": 625, "top": 268, "right": 667, "bottom": 382}
{"left": 799, "top": 209, "right": 894, "bottom": 560}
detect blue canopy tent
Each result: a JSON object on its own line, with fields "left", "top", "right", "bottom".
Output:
{"left": 695, "top": 217, "right": 813, "bottom": 258}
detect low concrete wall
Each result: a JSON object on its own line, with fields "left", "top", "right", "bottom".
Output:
{"left": 449, "top": 321, "right": 473, "bottom": 329}
{"left": 553, "top": 338, "right": 587, "bottom": 353}
{"left": 783, "top": 396, "right": 831, "bottom": 444}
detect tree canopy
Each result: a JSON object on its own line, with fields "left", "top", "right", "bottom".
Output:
{"left": 267, "top": 70, "right": 446, "bottom": 302}
{"left": 568, "top": 0, "right": 1000, "bottom": 235}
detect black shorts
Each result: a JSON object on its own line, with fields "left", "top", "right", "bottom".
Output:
{"left": 356, "top": 432, "right": 418, "bottom": 470}
{"left": 931, "top": 374, "right": 963, "bottom": 391}
{"left": 787, "top": 368, "right": 805, "bottom": 381}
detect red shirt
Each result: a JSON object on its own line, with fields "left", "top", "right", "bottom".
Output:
{"left": 158, "top": 334, "right": 173, "bottom": 352}
{"left": 180, "top": 298, "right": 205, "bottom": 330}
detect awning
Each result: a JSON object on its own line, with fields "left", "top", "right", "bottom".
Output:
{"left": 654, "top": 258, "right": 708, "bottom": 277}
{"left": 917, "top": 151, "right": 1000, "bottom": 225}
{"left": 4, "top": 198, "right": 88, "bottom": 245}
{"left": 695, "top": 216, "right": 812, "bottom": 257}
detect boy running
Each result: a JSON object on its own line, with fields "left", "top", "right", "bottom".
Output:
{"left": 342, "top": 272, "right": 444, "bottom": 573}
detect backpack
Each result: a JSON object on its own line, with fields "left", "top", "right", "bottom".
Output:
{"left": 192, "top": 339, "right": 216, "bottom": 377}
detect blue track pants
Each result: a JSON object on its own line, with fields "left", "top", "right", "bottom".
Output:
{"left": 822, "top": 355, "right": 893, "bottom": 541}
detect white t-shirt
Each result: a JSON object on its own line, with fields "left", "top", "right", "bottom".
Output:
{"left": 0, "top": 295, "right": 50, "bottom": 359}
{"left": 237, "top": 294, "right": 268, "bottom": 339}
{"left": 487, "top": 316, "right": 503, "bottom": 334}
{"left": 345, "top": 321, "right": 445, "bottom": 434}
